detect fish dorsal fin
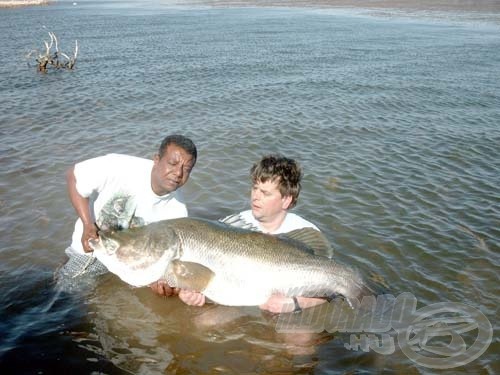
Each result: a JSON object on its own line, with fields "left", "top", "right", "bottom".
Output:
{"left": 219, "top": 213, "right": 260, "bottom": 232}
{"left": 165, "top": 260, "right": 215, "bottom": 292}
{"left": 279, "top": 228, "right": 334, "bottom": 258}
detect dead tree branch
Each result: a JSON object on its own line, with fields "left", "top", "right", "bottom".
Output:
{"left": 27, "top": 32, "right": 78, "bottom": 73}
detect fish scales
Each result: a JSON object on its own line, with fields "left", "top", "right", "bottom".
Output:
{"left": 91, "top": 217, "right": 369, "bottom": 307}
{"left": 174, "top": 220, "right": 346, "bottom": 298}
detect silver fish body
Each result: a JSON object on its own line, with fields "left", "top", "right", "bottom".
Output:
{"left": 90, "top": 217, "right": 371, "bottom": 307}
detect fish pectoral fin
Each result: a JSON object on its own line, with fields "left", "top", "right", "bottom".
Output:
{"left": 165, "top": 260, "right": 215, "bottom": 292}
{"left": 278, "top": 228, "right": 333, "bottom": 258}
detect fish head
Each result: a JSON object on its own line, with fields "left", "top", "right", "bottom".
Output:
{"left": 89, "top": 229, "right": 130, "bottom": 256}
{"left": 89, "top": 222, "right": 181, "bottom": 270}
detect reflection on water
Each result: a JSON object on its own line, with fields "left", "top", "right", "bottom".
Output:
{"left": 89, "top": 278, "right": 353, "bottom": 373}
{"left": 1, "top": 0, "right": 499, "bottom": 373}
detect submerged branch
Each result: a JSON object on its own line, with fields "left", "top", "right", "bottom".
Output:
{"left": 27, "top": 32, "right": 78, "bottom": 73}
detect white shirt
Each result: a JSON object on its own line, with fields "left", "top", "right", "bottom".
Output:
{"left": 236, "top": 209, "right": 319, "bottom": 234}
{"left": 228, "top": 210, "right": 333, "bottom": 258}
{"left": 69, "top": 153, "right": 188, "bottom": 254}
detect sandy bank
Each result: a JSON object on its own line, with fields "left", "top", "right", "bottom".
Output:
{"left": 0, "top": 0, "right": 49, "bottom": 7}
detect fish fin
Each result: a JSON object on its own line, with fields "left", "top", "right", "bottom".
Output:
{"left": 278, "top": 228, "right": 333, "bottom": 258}
{"left": 165, "top": 260, "right": 215, "bottom": 292}
{"left": 219, "top": 213, "right": 260, "bottom": 231}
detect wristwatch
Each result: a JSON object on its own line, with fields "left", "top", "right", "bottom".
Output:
{"left": 292, "top": 296, "right": 302, "bottom": 313}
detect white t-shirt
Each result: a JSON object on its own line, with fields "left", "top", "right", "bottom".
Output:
{"left": 236, "top": 210, "right": 319, "bottom": 234}
{"left": 227, "top": 210, "right": 333, "bottom": 258}
{"left": 69, "top": 153, "right": 188, "bottom": 254}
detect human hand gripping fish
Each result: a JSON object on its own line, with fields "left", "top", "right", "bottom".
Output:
{"left": 82, "top": 222, "right": 100, "bottom": 253}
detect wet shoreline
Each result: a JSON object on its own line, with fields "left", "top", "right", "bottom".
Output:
{"left": 2, "top": 0, "right": 500, "bottom": 12}
{"left": 0, "top": 0, "right": 49, "bottom": 7}
{"left": 177, "top": 0, "right": 500, "bottom": 13}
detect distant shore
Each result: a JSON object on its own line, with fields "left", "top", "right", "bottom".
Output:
{"left": 194, "top": 0, "right": 500, "bottom": 13}
{"left": 0, "top": 0, "right": 49, "bottom": 7}
{"left": 2, "top": 0, "right": 500, "bottom": 13}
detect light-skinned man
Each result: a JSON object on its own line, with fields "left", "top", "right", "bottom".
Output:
{"left": 174, "top": 155, "right": 331, "bottom": 313}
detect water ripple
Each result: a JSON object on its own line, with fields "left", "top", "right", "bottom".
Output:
{"left": 1, "top": 4, "right": 499, "bottom": 374}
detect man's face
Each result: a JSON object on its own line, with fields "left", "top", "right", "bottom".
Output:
{"left": 151, "top": 144, "right": 195, "bottom": 196}
{"left": 251, "top": 179, "right": 292, "bottom": 223}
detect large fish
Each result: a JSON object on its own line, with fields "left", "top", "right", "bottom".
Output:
{"left": 89, "top": 217, "right": 373, "bottom": 307}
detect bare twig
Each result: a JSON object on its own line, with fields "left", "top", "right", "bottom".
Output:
{"left": 28, "top": 31, "right": 78, "bottom": 73}
{"left": 60, "top": 40, "right": 78, "bottom": 69}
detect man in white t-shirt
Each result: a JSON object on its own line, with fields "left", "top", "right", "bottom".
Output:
{"left": 177, "top": 155, "right": 331, "bottom": 313}
{"left": 56, "top": 135, "right": 197, "bottom": 293}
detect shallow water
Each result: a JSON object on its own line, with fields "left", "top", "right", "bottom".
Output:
{"left": 1, "top": 1, "right": 499, "bottom": 373}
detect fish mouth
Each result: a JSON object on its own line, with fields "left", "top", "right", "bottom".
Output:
{"left": 89, "top": 236, "right": 119, "bottom": 255}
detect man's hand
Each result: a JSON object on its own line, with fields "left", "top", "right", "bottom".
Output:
{"left": 178, "top": 290, "right": 206, "bottom": 306}
{"left": 149, "top": 280, "right": 178, "bottom": 297}
{"left": 82, "top": 222, "right": 99, "bottom": 253}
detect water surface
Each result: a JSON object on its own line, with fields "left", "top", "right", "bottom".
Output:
{"left": 1, "top": 1, "right": 499, "bottom": 373}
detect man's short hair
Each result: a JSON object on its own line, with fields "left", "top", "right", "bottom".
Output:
{"left": 250, "top": 154, "right": 302, "bottom": 209}
{"left": 158, "top": 135, "right": 197, "bottom": 162}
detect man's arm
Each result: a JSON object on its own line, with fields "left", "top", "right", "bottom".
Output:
{"left": 260, "top": 295, "right": 327, "bottom": 313}
{"left": 66, "top": 166, "right": 98, "bottom": 253}
{"left": 176, "top": 291, "right": 326, "bottom": 311}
